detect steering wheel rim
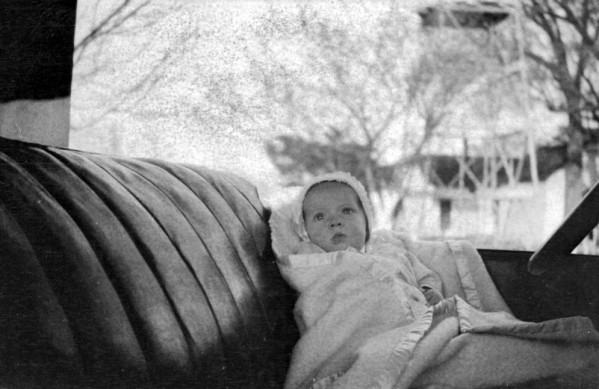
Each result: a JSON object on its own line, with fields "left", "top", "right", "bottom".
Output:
{"left": 528, "top": 179, "right": 599, "bottom": 275}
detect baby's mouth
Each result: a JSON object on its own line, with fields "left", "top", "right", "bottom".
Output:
{"left": 331, "top": 233, "right": 346, "bottom": 244}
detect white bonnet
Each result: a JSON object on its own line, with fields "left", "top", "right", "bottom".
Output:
{"left": 292, "top": 171, "right": 374, "bottom": 243}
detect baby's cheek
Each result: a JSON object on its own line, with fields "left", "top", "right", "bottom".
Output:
{"left": 306, "top": 226, "right": 324, "bottom": 244}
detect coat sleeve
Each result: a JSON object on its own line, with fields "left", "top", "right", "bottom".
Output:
{"left": 406, "top": 250, "right": 445, "bottom": 304}
{"left": 372, "top": 230, "right": 445, "bottom": 303}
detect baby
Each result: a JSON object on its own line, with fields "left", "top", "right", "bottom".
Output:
{"left": 289, "top": 171, "right": 443, "bottom": 306}
{"left": 272, "top": 171, "right": 599, "bottom": 389}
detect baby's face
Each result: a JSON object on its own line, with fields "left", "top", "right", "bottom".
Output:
{"left": 303, "top": 181, "right": 367, "bottom": 253}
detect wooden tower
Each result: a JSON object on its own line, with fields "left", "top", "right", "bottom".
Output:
{"left": 416, "top": 0, "right": 541, "bottom": 242}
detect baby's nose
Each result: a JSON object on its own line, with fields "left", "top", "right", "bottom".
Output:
{"left": 329, "top": 218, "right": 342, "bottom": 228}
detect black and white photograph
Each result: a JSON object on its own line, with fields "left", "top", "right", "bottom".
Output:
{"left": 1, "top": 0, "right": 598, "bottom": 388}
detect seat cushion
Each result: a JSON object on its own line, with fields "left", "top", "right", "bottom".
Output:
{"left": 0, "top": 137, "right": 298, "bottom": 388}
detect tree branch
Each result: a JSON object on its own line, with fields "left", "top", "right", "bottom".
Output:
{"left": 74, "top": 0, "right": 152, "bottom": 64}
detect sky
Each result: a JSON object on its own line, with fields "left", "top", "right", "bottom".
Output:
{"left": 70, "top": 1, "right": 424, "bottom": 194}
{"left": 69, "top": 0, "right": 561, "bottom": 198}
{"left": 71, "top": 1, "right": 278, "bottom": 193}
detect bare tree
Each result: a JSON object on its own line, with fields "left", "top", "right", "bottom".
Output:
{"left": 251, "top": 3, "right": 496, "bottom": 225}
{"left": 71, "top": 0, "right": 188, "bottom": 134}
{"left": 74, "top": 1, "right": 152, "bottom": 65}
{"left": 522, "top": 0, "right": 599, "bottom": 210}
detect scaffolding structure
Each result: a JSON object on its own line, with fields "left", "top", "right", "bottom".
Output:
{"left": 418, "top": 0, "right": 539, "bottom": 199}
{"left": 415, "top": 0, "right": 542, "bottom": 243}
{"left": 426, "top": 131, "right": 537, "bottom": 199}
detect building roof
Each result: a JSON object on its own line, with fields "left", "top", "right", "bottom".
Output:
{"left": 418, "top": 0, "right": 513, "bottom": 29}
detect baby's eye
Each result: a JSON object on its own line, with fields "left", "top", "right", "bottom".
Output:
{"left": 342, "top": 208, "right": 354, "bottom": 215}
{"left": 313, "top": 213, "right": 325, "bottom": 221}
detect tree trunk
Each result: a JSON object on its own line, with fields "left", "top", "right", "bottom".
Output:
{"left": 564, "top": 120, "right": 585, "bottom": 214}
{"left": 564, "top": 162, "right": 584, "bottom": 215}
{"left": 585, "top": 149, "right": 599, "bottom": 187}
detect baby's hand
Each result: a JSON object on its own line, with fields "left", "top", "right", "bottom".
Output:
{"left": 421, "top": 285, "right": 443, "bottom": 306}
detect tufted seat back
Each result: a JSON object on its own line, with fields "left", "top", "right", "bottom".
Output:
{"left": 0, "top": 137, "right": 298, "bottom": 388}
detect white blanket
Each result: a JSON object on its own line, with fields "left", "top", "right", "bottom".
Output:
{"left": 270, "top": 212, "right": 599, "bottom": 389}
